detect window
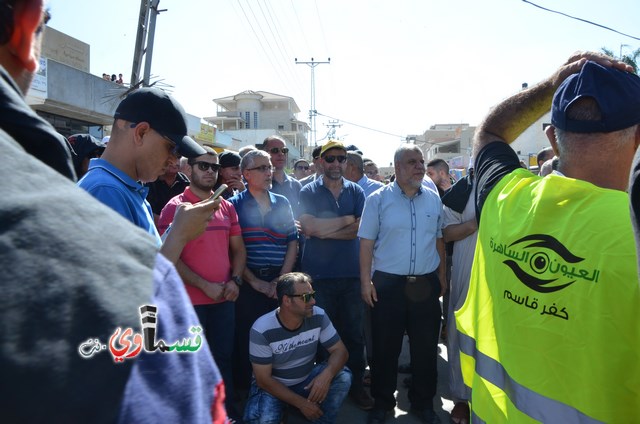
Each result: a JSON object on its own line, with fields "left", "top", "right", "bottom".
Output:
{"left": 253, "top": 112, "right": 258, "bottom": 129}
{"left": 245, "top": 112, "right": 250, "bottom": 129}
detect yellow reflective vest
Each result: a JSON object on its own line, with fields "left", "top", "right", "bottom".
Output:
{"left": 456, "top": 169, "right": 640, "bottom": 423}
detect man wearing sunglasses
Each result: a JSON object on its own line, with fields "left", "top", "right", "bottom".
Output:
{"left": 245, "top": 272, "right": 351, "bottom": 424}
{"left": 262, "top": 135, "right": 303, "bottom": 217}
{"left": 299, "top": 140, "right": 371, "bottom": 410}
{"left": 293, "top": 158, "right": 312, "bottom": 180}
{"left": 158, "top": 146, "right": 246, "bottom": 422}
{"left": 78, "top": 88, "right": 206, "bottom": 245}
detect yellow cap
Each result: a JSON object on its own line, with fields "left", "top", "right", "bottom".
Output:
{"left": 320, "top": 140, "right": 347, "bottom": 157}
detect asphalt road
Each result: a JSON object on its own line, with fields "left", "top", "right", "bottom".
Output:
{"left": 333, "top": 336, "right": 454, "bottom": 423}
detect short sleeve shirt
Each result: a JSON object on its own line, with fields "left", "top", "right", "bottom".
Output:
{"left": 249, "top": 306, "right": 340, "bottom": 386}
{"left": 299, "top": 177, "right": 365, "bottom": 279}
{"left": 358, "top": 182, "right": 443, "bottom": 275}
{"left": 158, "top": 187, "right": 241, "bottom": 305}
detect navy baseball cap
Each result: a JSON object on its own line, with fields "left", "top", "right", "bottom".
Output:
{"left": 114, "top": 88, "right": 206, "bottom": 158}
{"left": 551, "top": 61, "right": 640, "bottom": 133}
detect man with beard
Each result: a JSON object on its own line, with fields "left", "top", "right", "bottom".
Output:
{"left": 228, "top": 149, "right": 298, "bottom": 395}
{"left": 244, "top": 272, "right": 351, "bottom": 424}
{"left": 146, "top": 156, "right": 190, "bottom": 228}
{"left": 214, "top": 151, "right": 245, "bottom": 200}
{"left": 159, "top": 146, "right": 247, "bottom": 422}
{"left": 299, "top": 140, "right": 372, "bottom": 410}
{"left": 359, "top": 144, "right": 446, "bottom": 424}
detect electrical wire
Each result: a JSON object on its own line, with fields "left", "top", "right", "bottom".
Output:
{"left": 315, "top": 111, "right": 442, "bottom": 145}
{"left": 522, "top": 0, "right": 640, "bottom": 41}
{"left": 234, "top": 0, "right": 291, "bottom": 90}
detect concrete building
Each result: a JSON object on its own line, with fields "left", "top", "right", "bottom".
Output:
{"left": 414, "top": 117, "right": 551, "bottom": 174}
{"left": 413, "top": 123, "right": 476, "bottom": 170}
{"left": 205, "top": 90, "right": 310, "bottom": 166}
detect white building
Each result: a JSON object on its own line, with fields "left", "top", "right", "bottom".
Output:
{"left": 206, "top": 90, "right": 310, "bottom": 166}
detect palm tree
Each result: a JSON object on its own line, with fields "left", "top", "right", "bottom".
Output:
{"left": 601, "top": 46, "right": 640, "bottom": 74}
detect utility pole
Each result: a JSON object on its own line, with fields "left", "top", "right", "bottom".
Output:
{"left": 131, "top": 0, "right": 167, "bottom": 88}
{"left": 295, "top": 57, "right": 330, "bottom": 147}
{"left": 324, "top": 119, "right": 342, "bottom": 140}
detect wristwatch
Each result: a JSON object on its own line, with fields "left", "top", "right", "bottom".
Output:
{"left": 231, "top": 275, "right": 243, "bottom": 286}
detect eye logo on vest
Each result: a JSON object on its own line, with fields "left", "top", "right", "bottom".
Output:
{"left": 490, "top": 234, "right": 601, "bottom": 293}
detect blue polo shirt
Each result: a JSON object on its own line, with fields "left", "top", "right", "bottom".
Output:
{"left": 299, "top": 176, "right": 365, "bottom": 279}
{"left": 78, "top": 158, "right": 161, "bottom": 245}
{"left": 271, "top": 173, "right": 302, "bottom": 217}
{"left": 357, "top": 175, "right": 385, "bottom": 197}
{"left": 358, "top": 182, "right": 443, "bottom": 275}
{"left": 229, "top": 190, "right": 297, "bottom": 269}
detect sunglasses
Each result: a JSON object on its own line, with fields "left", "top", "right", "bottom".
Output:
{"left": 295, "top": 165, "right": 310, "bottom": 170}
{"left": 288, "top": 291, "right": 316, "bottom": 303}
{"left": 247, "top": 165, "right": 275, "bottom": 173}
{"left": 324, "top": 155, "right": 347, "bottom": 164}
{"left": 269, "top": 147, "right": 289, "bottom": 154}
{"left": 193, "top": 161, "right": 221, "bottom": 172}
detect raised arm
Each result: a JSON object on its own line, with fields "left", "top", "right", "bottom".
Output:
{"left": 474, "top": 52, "right": 633, "bottom": 155}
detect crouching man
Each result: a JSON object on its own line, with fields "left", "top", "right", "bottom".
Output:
{"left": 244, "top": 272, "right": 352, "bottom": 424}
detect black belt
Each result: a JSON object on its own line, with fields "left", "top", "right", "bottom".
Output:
{"left": 375, "top": 270, "right": 435, "bottom": 283}
{"left": 250, "top": 266, "right": 281, "bottom": 278}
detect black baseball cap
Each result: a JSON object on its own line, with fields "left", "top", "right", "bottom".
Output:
{"left": 219, "top": 151, "right": 241, "bottom": 168}
{"left": 114, "top": 88, "right": 206, "bottom": 158}
{"left": 552, "top": 61, "right": 640, "bottom": 133}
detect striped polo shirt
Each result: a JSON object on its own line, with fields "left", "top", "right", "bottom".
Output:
{"left": 249, "top": 306, "right": 340, "bottom": 386}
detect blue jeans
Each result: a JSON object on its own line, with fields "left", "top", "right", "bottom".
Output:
{"left": 243, "top": 364, "right": 352, "bottom": 424}
{"left": 313, "top": 278, "right": 365, "bottom": 390}
{"left": 194, "top": 302, "right": 236, "bottom": 416}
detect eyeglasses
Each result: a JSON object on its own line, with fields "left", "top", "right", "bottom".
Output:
{"left": 288, "top": 291, "right": 316, "bottom": 303}
{"left": 323, "top": 155, "right": 347, "bottom": 164}
{"left": 269, "top": 147, "right": 289, "bottom": 155}
{"left": 295, "top": 165, "right": 310, "bottom": 170}
{"left": 193, "top": 161, "right": 221, "bottom": 172}
{"left": 246, "top": 165, "right": 275, "bottom": 173}
{"left": 130, "top": 123, "right": 179, "bottom": 156}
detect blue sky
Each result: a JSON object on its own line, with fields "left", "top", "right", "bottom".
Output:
{"left": 47, "top": 0, "right": 640, "bottom": 165}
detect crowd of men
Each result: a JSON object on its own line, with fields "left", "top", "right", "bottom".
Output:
{"left": 2, "top": 1, "right": 640, "bottom": 423}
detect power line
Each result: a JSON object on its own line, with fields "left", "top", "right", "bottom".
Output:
{"left": 233, "top": 0, "right": 289, "bottom": 89}
{"left": 315, "top": 112, "right": 444, "bottom": 146}
{"left": 522, "top": 0, "right": 640, "bottom": 41}
{"left": 315, "top": 112, "right": 405, "bottom": 139}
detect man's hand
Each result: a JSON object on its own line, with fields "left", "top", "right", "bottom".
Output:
{"left": 559, "top": 51, "right": 634, "bottom": 81}
{"left": 226, "top": 178, "right": 246, "bottom": 192}
{"left": 251, "top": 279, "right": 277, "bottom": 299}
{"left": 222, "top": 280, "right": 240, "bottom": 301}
{"left": 438, "top": 272, "right": 447, "bottom": 297}
{"left": 172, "top": 198, "right": 221, "bottom": 241}
{"left": 304, "top": 369, "right": 332, "bottom": 403}
{"left": 361, "top": 281, "right": 378, "bottom": 308}
{"left": 201, "top": 282, "right": 224, "bottom": 301}
{"left": 297, "top": 400, "right": 323, "bottom": 421}
{"left": 160, "top": 197, "right": 221, "bottom": 263}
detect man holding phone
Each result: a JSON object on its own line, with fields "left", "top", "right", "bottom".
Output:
{"left": 77, "top": 87, "right": 205, "bottom": 245}
{"left": 159, "top": 146, "right": 247, "bottom": 422}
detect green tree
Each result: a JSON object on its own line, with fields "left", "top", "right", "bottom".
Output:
{"left": 601, "top": 46, "right": 640, "bottom": 74}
